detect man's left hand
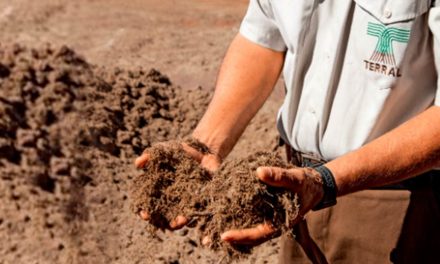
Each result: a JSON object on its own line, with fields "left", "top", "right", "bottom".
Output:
{"left": 220, "top": 166, "right": 325, "bottom": 246}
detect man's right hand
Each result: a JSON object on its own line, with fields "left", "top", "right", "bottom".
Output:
{"left": 134, "top": 140, "right": 222, "bottom": 230}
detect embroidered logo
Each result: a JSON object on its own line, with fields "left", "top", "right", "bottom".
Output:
{"left": 364, "top": 22, "right": 411, "bottom": 77}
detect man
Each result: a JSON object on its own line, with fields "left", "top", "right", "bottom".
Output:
{"left": 136, "top": 0, "right": 440, "bottom": 262}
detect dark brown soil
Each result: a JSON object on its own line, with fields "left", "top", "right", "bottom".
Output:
{"left": 131, "top": 142, "right": 212, "bottom": 229}
{"left": 204, "top": 152, "right": 299, "bottom": 256}
{"left": 131, "top": 143, "right": 299, "bottom": 258}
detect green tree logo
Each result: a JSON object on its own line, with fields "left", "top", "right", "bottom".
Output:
{"left": 367, "top": 22, "right": 411, "bottom": 66}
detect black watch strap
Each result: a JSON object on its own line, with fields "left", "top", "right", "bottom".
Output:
{"left": 312, "top": 165, "right": 338, "bottom": 211}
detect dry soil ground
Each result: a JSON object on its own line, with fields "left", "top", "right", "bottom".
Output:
{"left": 0, "top": 1, "right": 285, "bottom": 263}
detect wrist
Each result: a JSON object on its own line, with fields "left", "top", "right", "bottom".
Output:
{"left": 190, "top": 130, "right": 227, "bottom": 161}
{"left": 185, "top": 135, "right": 223, "bottom": 170}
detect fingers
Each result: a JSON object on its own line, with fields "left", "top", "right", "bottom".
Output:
{"left": 139, "top": 211, "right": 187, "bottom": 230}
{"left": 220, "top": 223, "right": 277, "bottom": 245}
{"left": 169, "top": 215, "right": 188, "bottom": 230}
{"left": 135, "top": 142, "right": 178, "bottom": 169}
{"left": 182, "top": 143, "right": 204, "bottom": 163}
{"left": 139, "top": 210, "right": 150, "bottom": 221}
{"left": 135, "top": 142, "right": 204, "bottom": 169}
{"left": 202, "top": 236, "right": 212, "bottom": 246}
{"left": 135, "top": 152, "right": 150, "bottom": 168}
{"left": 256, "top": 166, "right": 302, "bottom": 192}
{"left": 182, "top": 143, "right": 221, "bottom": 172}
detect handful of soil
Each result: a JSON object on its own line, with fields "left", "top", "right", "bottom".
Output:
{"left": 131, "top": 141, "right": 299, "bottom": 257}
{"left": 131, "top": 141, "right": 212, "bottom": 229}
{"left": 203, "top": 152, "right": 299, "bottom": 255}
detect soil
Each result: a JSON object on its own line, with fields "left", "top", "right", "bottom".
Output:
{"left": 203, "top": 152, "right": 299, "bottom": 257}
{"left": 0, "top": 1, "right": 286, "bottom": 263}
{"left": 0, "top": 44, "right": 210, "bottom": 264}
{"left": 131, "top": 142, "right": 212, "bottom": 229}
{"left": 131, "top": 142, "right": 299, "bottom": 259}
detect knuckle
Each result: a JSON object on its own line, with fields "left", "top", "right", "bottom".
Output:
{"left": 282, "top": 169, "right": 297, "bottom": 184}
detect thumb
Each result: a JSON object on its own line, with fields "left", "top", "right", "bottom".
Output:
{"left": 256, "top": 166, "right": 299, "bottom": 191}
{"left": 135, "top": 152, "right": 150, "bottom": 168}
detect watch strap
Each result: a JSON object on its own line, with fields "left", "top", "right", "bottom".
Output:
{"left": 312, "top": 165, "right": 338, "bottom": 211}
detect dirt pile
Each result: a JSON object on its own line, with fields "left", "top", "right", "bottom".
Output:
{"left": 0, "top": 44, "right": 210, "bottom": 263}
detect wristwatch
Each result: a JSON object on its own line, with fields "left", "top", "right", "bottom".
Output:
{"left": 312, "top": 165, "right": 338, "bottom": 211}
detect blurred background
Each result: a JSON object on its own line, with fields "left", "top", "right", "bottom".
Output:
{"left": 0, "top": 0, "right": 247, "bottom": 89}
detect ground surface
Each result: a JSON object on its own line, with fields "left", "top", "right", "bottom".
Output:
{"left": 0, "top": 1, "right": 285, "bottom": 263}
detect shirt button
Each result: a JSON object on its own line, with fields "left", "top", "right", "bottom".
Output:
{"left": 308, "top": 107, "right": 316, "bottom": 114}
{"left": 384, "top": 10, "right": 392, "bottom": 19}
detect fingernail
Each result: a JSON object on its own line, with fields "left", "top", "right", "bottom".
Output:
{"left": 257, "top": 167, "right": 272, "bottom": 179}
{"left": 256, "top": 167, "right": 265, "bottom": 178}
{"left": 220, "top": 233, "right": 230, "bottom": 241}
{"left": 140, "top": 211, "right": 149, "bottom": 220}
{"left": 202, "top": 236, "right": 212, "bottom": 246}
{"left": 175, "top": 215, "right": 187, "bottom": 226}
{"left": 135, "top": 158, "right": 144, "bottom": 168}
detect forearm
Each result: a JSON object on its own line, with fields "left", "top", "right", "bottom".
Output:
{"left": 326, "top": 106, "right": 440, "bottom": 196}
{"left": 192, "top": 34, "right": 285, "bottom": 159}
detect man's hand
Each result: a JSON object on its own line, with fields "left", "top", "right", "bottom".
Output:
{"left": 134, "top": 140, "right": 221, "bottom": 230}
{"left": 220, "top": 166, "right": 324, "bottom": 245}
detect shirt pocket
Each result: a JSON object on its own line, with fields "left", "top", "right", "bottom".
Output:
{"left": 352, "top": 0, "right": 431, "bottom": 89}
{"left": 354, "top": 0, "right": 430, "bottom": 25}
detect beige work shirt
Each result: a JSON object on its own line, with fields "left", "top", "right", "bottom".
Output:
{"left": 240, "top": 0, "right": 440, "bottom": 160}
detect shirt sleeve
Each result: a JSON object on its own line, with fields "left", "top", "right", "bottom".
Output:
{"left": 429, "top": 3, "right": 440, "bottom": 106}
{"left": 239, "top": 0, "right": 287, "bottom": 52}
